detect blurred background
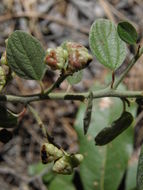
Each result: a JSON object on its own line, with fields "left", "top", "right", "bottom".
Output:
{"left": 0, "top": 0, "right": 143, "bottom": 189}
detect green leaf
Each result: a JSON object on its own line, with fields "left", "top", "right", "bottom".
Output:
{"left": 89, "top": 19, "right": 127, "bottom": 70}
{"left": 83, "top": 92, "right": 93, "bottom": 135}
{"left": 49, "top": 175, "right": 75, "bottom": 190}
{"left": 67, "top": 70, "right": 83, "bottom": 85}
{"left": 137, "top": 144, "right": 143, "bottom": 190}
{"left": 75, "top": 88, "right": 136, "bottom": 190}
{"left": 7, "top": 30, "right": 46, "bottom": 80}
{"left": 28, "top": 162, "right": 54, "bottom": 184}
{"left": 0, "top": 105, "right": 17, "bottom": 128}
{"left": 95, "top": 111, "right": 133, "bottom": 145}
{"left": 117, "top": 21, "right": 138, "bottom": 45}
{"left": 125, "top": 156, "right": 138, "bottom": 190}
{"left": 28, "top": 162, "right": 47, "bottom": 176}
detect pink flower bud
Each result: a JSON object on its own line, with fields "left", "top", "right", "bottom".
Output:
{"left": 63, "top": 42, "right": 93, "bottom": 72}
{"left": 44, "top": 47, "right": 68, "bottom": 70}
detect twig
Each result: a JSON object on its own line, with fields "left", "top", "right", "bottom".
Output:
{"left": 45, "top": 73, "right": 69, "bottom": 94}
{"left": 101, "top": 0, "right": 139, "bottom": 31}
{"left": 121, "top": 98, "right": 126, "bottom": 112}
{"left": 111, "top": 71, "right": 115, "bottom": 89}
{"left": 135, "top": 110, "right": 143, "bottom": 126}
{"left": 0, "top": 167, "right": 28, "bottom": 182}
{"left": 28, "top": 104, "right": 59, "bottom": 148}
{"left": 0, "top": 89, "right": 143, "bottom": 104}
{"left": 28, "top": 104, "right": 48, "bottom": 140}
{"left": 113, "top": 45, "right": 142, "bottom": 89}
{"left": 0, "top": 165, "right": 52, "bottom": 186}
{"left": 39, "top": 81, "right": 44, "bottom": 94}
{"left": 99, "top": 0, "right": 116, "bottom": 23}
{"left": 0, "top": 12, "right": 89, "bottom": 34}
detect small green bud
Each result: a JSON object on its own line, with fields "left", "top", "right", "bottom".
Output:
{"left": 41, "top": 143, "right": 63, "bottom": 164}
{"left": 53, "top": 153, "right": 84, "bottom": 175}
{"left": 45, "top": 47, "right": 68, "bottom": 70}
{"left": 53, "top": 155, "right": 73, "bottom": 175}
{"left": 71, "top": 154, "right": 84, "bottom": 167}
{"left": 1, "top": 52, "right": 8, "bottom": 65}
{"left": 0, "top": 66, "right": 6, "bottom": 92}
{"left": 5, "top": 39, "right": 8, "bottom": 45}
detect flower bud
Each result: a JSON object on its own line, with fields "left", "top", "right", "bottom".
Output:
{"left": 0, "top": 66, "right": 6, "bottom": 92}
{"left": 70, "top": 154, "right": 84, "bottom": 167}
{"left": 53, "top": 153, "right": 84, "bottom": 175}
{"left": 53, "top": 155, "right": 73, "bottom": 175}
{"left": 63, "top": 42, "right": 93, "bottom": 72}
{"left": 41, "top": 143, "right": 63, "bottom": 164}
{"left": 1, "top": 51, "right": 8, "bottom": 65}
{"left": 44, "top": 47, "right": 68, "bottom": 70}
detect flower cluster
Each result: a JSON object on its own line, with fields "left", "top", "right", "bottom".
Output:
{"left": 44, "top": 42, "right": 93, "bottom": 73}
{"left": 0, "top": 51, "right": 13, "bottom": 92}
{"left": 41, "top": 143, "right": 83, "bottom": 174}
{"left": 0, "top": 66, "right": 6, "bottom": 91}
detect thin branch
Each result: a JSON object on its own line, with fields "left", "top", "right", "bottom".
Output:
{"left": 28, "top": 104, "right": 48, "bottom": 140}
{"left": 135, "top": 110, "right": 143, "bottom": 126}
{"left": 113, "top": 45, "right": 142, "bottom": 89}
{"left": 0, "top": 89, "right": 143, "bottom": 104}
{"left": 28, "top": 105, "right": 59, "bottom": 147}
{"left": 111, "top": 71, "right": 115, "bottom": 89}
{"left": 39, "top": 81, "right": 44, "bottom": 94}
{"left": 44, "top": 73, "right": 69, "bottom": 94}
{"left": 0, "top": 12, "right": 89, "bottom": 34}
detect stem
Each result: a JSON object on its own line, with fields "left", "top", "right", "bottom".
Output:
{"left": 39, "top": 81, "right": 44, "bottom": 94}
{"left": 113, "top": 45, "right": 142, "bottom": 89}
{"left": 8, "top": 107, "right": 27, "bottom": 118}
{"left": 44, "top": 73, "right": 69, "bottom": 94}
{"left": 28, "top": 104, "right": 59, "bottom": 147}
{"left": 111, "top": 71, "right": 115, "bottom": 89}
{"left": 18, "top": 107, "right": 27, "bottom": 120}
{"left": 1, "top": 89, "right": 143, "bottom": 104}
{"left": 28, "top": 104, "right": 48, "bottom": 139}
{"left": 121, "top": 98, "right": 126, "bottom": 112}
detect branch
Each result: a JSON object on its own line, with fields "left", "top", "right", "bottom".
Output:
{"left": 113, "top": 45, "right": 143, "bottom": 89}
{"left": 0, "top": 89, "right": 143, "bottom": 104}
{"left": 44, "top": 73, "right": 69, "bottom": 94}
{"left": 0, "top": 12, "right": 89, "bottom": 34}
{"left": 28, "top": 105, "right": 48, "bottom": 139}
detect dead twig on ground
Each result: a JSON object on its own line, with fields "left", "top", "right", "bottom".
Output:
{"left": 0, "top": 11, "right": 89, "bottom": 34}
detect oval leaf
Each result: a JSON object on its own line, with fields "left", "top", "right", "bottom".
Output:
{"left": 89, "top": 19, "right": 127, "bottom": 70}
{"left": 95, "top": 111, "right": 133, "bottom": 146}
{"left": 126, "top": 155, "right": 138, "bottom": 190}
{"left": 67, "top": 70, "right": 83, "bottom": 85}
{"left": 49, "top": 175, "right": 75, "bottom": 190}
{"left": 83, "top": 92, "right": 93, "bottom": 135}
{"left": 117, "top": 21, "right": 138, "bottom": 45}
{"left": 137, "top": 144, "right": 143, "bottom": 190}
{"left": 0, "top": 105, "right": 17, "bottom": 128}
{"left": 7, "top": 30, "right": 46, "bottom": 80}
{"left": 75, "top": 93, "right": 136, "bottom": 190}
